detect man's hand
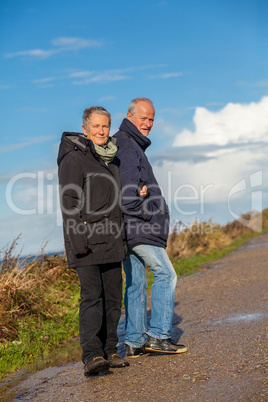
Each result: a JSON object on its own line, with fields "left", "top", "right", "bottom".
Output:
{"left": 139, "top": 185, "right": 148, "bottom": 197}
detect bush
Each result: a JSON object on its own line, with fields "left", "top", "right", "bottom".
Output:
{"left": 167, "top": 209, "right": 268, "bottom": 259}
{"left": 0, "top": 240, "right": 78, "bottom": 343}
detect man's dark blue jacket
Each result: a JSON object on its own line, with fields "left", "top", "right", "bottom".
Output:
{"left": 113, "top": 118, "right": 170, "bottom": 248}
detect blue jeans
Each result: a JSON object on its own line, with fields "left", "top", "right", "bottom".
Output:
{"left": 123, "top": 244, "right": 177, "bottom": 347}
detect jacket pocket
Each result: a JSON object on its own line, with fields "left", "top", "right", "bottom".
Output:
{"left": 82, "top": 211, "right": 109, "bottom": 224}
{"left": 84, "top": 218, "right": 110, "bottom": 245}
{"left": 147, "top": 196, "right": 169, "bottom": 216}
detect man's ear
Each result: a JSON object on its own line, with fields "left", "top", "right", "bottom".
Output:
{"left": 126, "top": 112, "right": 132, "bottom": 121}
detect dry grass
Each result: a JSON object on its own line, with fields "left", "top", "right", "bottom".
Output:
{"left": 167, "top": 209, "right": 268, "bottom": 259}
{"left": 167, "top": 220, "right": 231, "bottom": 259}
{"left": 0, "top": 236, "right": 78, "bottom": 342}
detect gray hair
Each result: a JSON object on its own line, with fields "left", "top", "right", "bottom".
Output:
{"left": 82, "top": 106, "right": 111, "bottom": 128}
{"left": 128, "top": 97, "right": 154, "bottom": 115}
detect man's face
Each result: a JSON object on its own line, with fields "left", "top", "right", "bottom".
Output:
{"left": 82, "top": 113, "right": 110, "bottom": 146}
{"left": 127, "top": 101, "right": 155, "bottom": 136}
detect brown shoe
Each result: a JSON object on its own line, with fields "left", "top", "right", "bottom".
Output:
{"left": 84, "top": 356, "right": 110, "bottom": 376}
{"left": 107, "top": 353, "right": 130, "bottom": 368}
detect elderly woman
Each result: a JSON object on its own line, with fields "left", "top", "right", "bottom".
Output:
{"left": 57, "top": 106, "right": 129, "bottom": 376}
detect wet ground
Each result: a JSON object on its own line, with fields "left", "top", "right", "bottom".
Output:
{"left": 1, "top": 234, "right": 268, "bottom": 401}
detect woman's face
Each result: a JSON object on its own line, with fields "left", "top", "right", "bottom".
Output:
{"left": 82, "top": 113, "right": 110, "bottom": 146}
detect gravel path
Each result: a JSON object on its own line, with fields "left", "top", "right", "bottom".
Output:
{"left": 2, "top": 234, "right": 268, "bottom": 401}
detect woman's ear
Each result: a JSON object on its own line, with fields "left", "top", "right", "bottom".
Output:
{"left": 82, "top": 126, "right": 87, "bottom": 136}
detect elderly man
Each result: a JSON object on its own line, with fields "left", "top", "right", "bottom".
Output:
{"left": 114, "top": 98, "right": 187, "bottom": 357}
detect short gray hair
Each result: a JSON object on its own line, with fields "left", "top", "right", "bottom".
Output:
{"left": 128, "top": 97, "right": 154, "bottom": 115}
{"left": 82, "top": 106, "right": 111, "bottom": 128}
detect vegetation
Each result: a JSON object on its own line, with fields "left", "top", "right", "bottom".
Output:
{"left": 0, "top": 238, "right": 80, "bottom": 378}
{"left": 1, "top": 209, "right": 268, "bottom": 379}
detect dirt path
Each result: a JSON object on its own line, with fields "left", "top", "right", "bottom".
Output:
{"left": 2, "top": 234, "right": 268, "bottom": 401}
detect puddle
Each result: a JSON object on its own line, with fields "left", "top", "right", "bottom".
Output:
{"left": 0, "top": 315, "right": 127, "bottom": 401}
{"left": 241, "top": 242, "right": 268, "bottom": 250}
{"left": 0, "top": 338, "right": 82, "bottom": 401}
{"left": 239, "top": 234, "right": 268, "bottom": 251}
{"left": 213, "top": 312, "right": 265, "bottom": 326}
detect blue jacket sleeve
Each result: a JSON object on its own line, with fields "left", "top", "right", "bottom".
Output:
{"left": 116, "top": 138, "right": 155, "bottom": 221}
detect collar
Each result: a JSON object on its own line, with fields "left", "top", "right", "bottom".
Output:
{"left": 119, "top": 118, "right": 151, "bottom": 151}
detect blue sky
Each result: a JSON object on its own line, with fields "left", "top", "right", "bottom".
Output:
{"left": 1, "top": 0, "right": 268, "bottom": 255}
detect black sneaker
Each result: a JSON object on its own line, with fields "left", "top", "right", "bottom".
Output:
{"left": 84, "top": 356, "right": 110, "bottom": 376}
{"left": 145, "top": 335, "right": 188, "bottom": 354}
{"left": 125, "top": 344, "right": 147, "bottom": 358}
{"left": 107, "top": 353, "right": 130, "bottom": 368}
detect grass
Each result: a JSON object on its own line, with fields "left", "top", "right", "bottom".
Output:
{"left": 0, "top": 246, "right": 80, "bottom": 378}
{"left": 1, "top": 209, "right": 268, "bottom": 379}
{"left": 0, "top": 314, "right": 79, "bottom": 374}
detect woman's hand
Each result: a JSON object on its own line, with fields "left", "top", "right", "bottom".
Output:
{"left": 77, "top": 250, "right": 88, "bottom": 256}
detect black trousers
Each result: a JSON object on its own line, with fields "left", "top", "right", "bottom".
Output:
{"left": 76, "top": 262, "right": 122, "bottom": 364}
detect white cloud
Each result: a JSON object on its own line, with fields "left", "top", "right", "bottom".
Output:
{"left": 236, "top": 80, "right": 268, "bottom": 88}
{"left": 72, "top": 73, "right": 130, "bottom": 85}
{"left": 4, "top": 37, "right": 102, "bottom": 59}
{"left": 18, "top": 106, "right": 50, "bottom": 112}
{"left": 153, "top": 118, "right": 179, "bottom": 137}
{"left": 68, "top": 65, "right": 166, "bottom": 85}
{"left": 0, "top": 213, "right": 64, "bottom": 256}
{"left": 8, "top": 171, "right": 58, "bottom": 213}
{"left": 205, "top": 101, "right": 225, "bottom": 107}
{"left": 68, "top": 69, "right": 132, "bottom": 85}
{"left": 152, "top": 147, "right": 266, "bottom": 226}
{"left": 158, "top": 107, "right": 186, "bottom": 116}
{"left": 173, "top": 97, "right": 268, "bottom": 147}
{"left": 5, "top": 49, "right": 55, "bottom": 59}
{"left": 256, "top": 81, "right": 268, "bottom": 87}
{"left": 32, "top": 77, "right": 57, "bottom": 84}
{"left": 0, "top": 136, "right": 56, "bottom": 154}
{"left": 31, "top": 76, "right": 58, "bottom": 88}
{"left": 1, "top": 166, "right": 63, "bottom": 254}
{"left": 150, "top": 97, "right": 268, "bottom": 225}
{"left": 31, "top": 65, "right": 171, "bottom": 87}
{"left": 68, "top": 71, "right": 94, "bottom": 78}
{"left": 148, "top": 72, "right": 184, "bottom": 79}
{"left": 0, "top": 84, "right": 14, "bottom": 90}
{"left": 98, "top": 95, "right": 116, "bottom": 102}
{"left": 51, "top": 37, "right": 101, "bottom": 49}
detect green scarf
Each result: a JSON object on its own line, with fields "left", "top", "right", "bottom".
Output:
{"left": 93, "top": 139, "right": 118, "bottom": 165}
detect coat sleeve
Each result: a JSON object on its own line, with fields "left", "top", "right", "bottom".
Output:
{"left": 116, "top": 138, "right": 156, "bottom": 221}
{"left": 58, "top": 154, "right": 88, "bottom": 254}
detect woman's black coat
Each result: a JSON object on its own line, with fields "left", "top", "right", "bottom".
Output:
{"left": 57, "top": 132, "right": 127, "bottom": 268}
